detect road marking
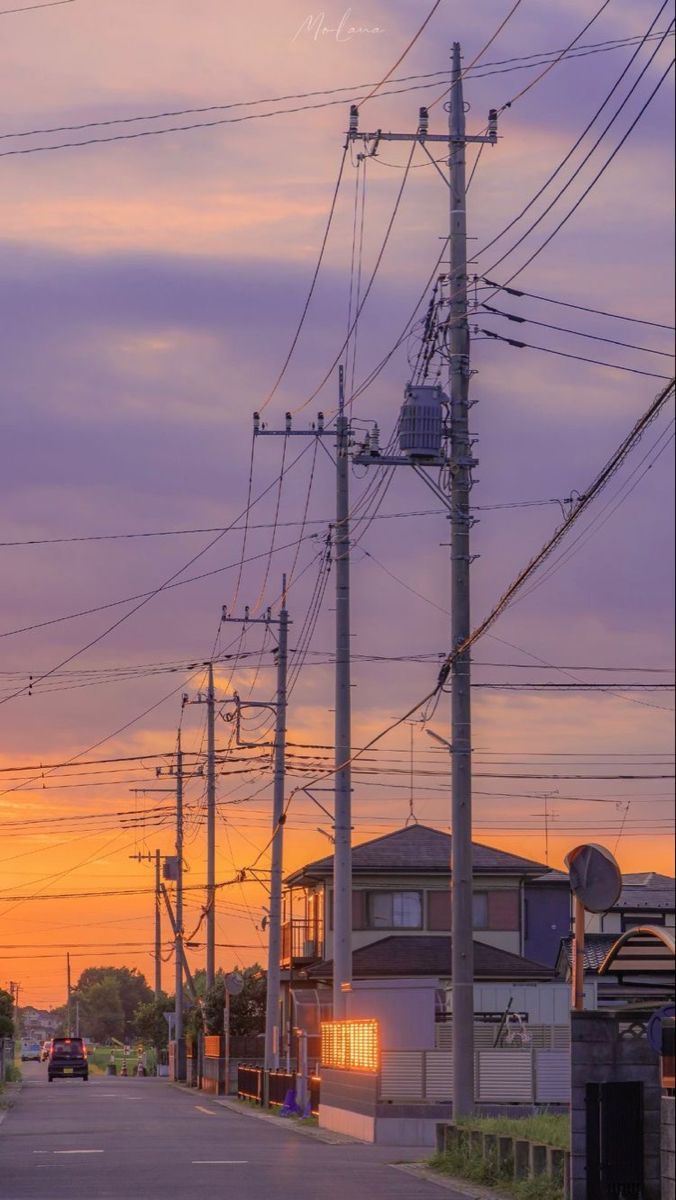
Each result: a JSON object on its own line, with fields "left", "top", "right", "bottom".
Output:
{"left": 192, "top": 1161, "right": 249, "bottom": 1164}
{"left": 194, "top": 1105, "right": 218, "bottom": 1116}
{"left": 53, "top": 1150, "right": 104, "bottom": 1155}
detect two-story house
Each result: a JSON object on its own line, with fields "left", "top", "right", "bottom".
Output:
{"left": 278, "top": 824, "right": 560, "bottom": 1055}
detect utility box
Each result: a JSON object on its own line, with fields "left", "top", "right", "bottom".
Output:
{"left": 399, "top": 385, "right": 445, "bottom": 461}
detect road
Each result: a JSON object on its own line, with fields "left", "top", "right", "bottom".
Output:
{"left": 0, "top": 1062, "right": 456, "bottom": 1200}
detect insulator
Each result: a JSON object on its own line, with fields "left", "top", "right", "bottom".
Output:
{"left": 317, "top": 410, "right": 325, "bottom": 432}
{"left": 419, "top": 107, "right": 429, "bottom": 136}
{"left": 488, "top": 108, "right": 498, "bottom": 143}
{"left": 369, "top": 424, "right": 380, "bottom": 453}
{"left": 253, "top": 411, "right": 260, "bottom": 434}
{"left": 285, "top": 411, "right": 292, "bottom": 431}
{"left": 349, "top": 104, "right": 359, "bottom": 134}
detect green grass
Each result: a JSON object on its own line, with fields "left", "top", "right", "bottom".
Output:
{"left": 88, "top": 1047, "right": 140, "bottom": 1076}
{"left": 430, "top": 1146, "right": 564, "bottom": 1200}
{"left": 456, "top": 1115, "right": 569, "bottom": 1150}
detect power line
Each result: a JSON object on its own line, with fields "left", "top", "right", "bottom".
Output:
{"left": 481, "top": 278, "right": 675, "bottom": 331}
{"left": 480, "top": 328, "right": 673, "bottom": 380}
{"left": 480, "top": 303, "right": 674, "bottom": 356}
{"left": 0, "top": 0, "right": 74, "bottom": 12}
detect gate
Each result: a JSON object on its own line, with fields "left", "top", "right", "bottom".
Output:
{"left": 586, "top": 1081, "right": 644, "bottom": 1200}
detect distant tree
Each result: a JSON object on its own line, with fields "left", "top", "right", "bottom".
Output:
{"left": 76, "top": 977, "right": 124, "bottom": 1044}
{"left": 203, "top": 966, "right": 266, "bottom": 1037}
{"left": 73, "top": 967, "right": 153, "bottom": 1039}
{"left": 133, "top": 997, "right": 170, "bottom": 1050}
{"left": 0, "top": 988, "right": 14, "bottom": 1039}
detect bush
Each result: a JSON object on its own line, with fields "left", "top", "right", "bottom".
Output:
{"left": 4, "top": 1063, "right": 21, "bottom": 1083}
{"left": 430, "top": 1141, "right": 564, "bottom": 1200}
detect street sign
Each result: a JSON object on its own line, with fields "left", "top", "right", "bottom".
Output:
{"left": 564, "top": 843, "right": 622, "bottom": 913}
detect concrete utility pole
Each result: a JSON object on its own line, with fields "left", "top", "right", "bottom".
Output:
{"left": 264, "top": 582, "right": 289, "bottom": 1070}
{"left": 175, "top": 739, "right": 185, "bottom": 1079}
{"left": 206, "top": 662, "right": 216, "bottom": 989}
{"left": 129, "top": 849, "right": 162, "bottom": 999}
{"left": 346, "top": 46, "right": 498, "bottom": 1117}
{"left": 333, "top": 366, "right": 352, "bottom": 1019}
{"left": 253, "top": 373, "right": 353, "bottom": 1019}
{"left": 448, "top": 41, "right": 475, "bottom": 1121}
{"left": 66, "top": 953, "right": 72, "bottom": 1037}
{"left": 221, "top": 589, "right": 290, "bottom": 1071}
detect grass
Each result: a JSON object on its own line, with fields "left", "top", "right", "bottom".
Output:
{"left": 88, "top": 1047, "right": 140, "bottom": 1076}
{"left": 457, "top": 1114, "right": 569, "bottom": 1151}
{"left": 430, "top": 1145, "right": 564, "bottom": 1200}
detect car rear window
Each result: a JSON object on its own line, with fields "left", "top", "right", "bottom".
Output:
{"left": 51, "top": 1039, "right": 85, "bottom": 1057}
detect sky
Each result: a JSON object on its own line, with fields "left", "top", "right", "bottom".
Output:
{"left": 0, "top": 0, "right": 674, "bottom": 1010}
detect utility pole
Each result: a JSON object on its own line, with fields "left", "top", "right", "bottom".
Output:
{"left": 206, "top": 663, "right": 216, "bottom": 989}
{"left": 221, "top": 587, "right": 290, "bottom": 1071}
{"left": 447, "top": 41, "right": 475, "bottom": 1121}
{"left": 129, "top": 849, "right": 162, "bottom": 999}
{"left": 66, "top": 953, "right": 72, "bottom": 1037}
{"left": 346, "top": 47, "right": 498, "bottom": 1118}
{"left": 253, "top": 377, "right": 353, "bottom": 1018}
{"left": 266, "top": 581, "right": 288, "bottom": 1069}
{"left": 175, "top": 738, "right": 185, "bottom": 1079}
{"left": 333, "top": 367, "right": 352, "bottom": 1019}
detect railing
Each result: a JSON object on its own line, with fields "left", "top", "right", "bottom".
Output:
{"left": 238, "top": 1064, "right": 264, "bottom": 1104}
{"left": 281, "top": 920, "right": 321, "bottom": 965}
{"left": 309, "top": 1074, "right": 321, "bottom": 1116}
{"left": 268, "top": 1069, "right": 296, "bottom": 1107}
{"left": 378, "top": 1048, "right": 571, "bottom": 1105}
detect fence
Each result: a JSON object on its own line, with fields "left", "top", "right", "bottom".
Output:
{"left": 0, "top": 1038, "right": 15, "bottom": 1082}
{"left": 379, "top": 1048, "right": 570, "bottom": 1105}
{"left": 268, "top": 1070, "right": 296, "bottom": 1107}
{"left": 238, "top": 1064, "right": 264, "bottom": 1104}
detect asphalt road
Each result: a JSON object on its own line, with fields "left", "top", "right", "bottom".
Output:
{"left": 0, "top": 1062, "right": 457, "bottom": 1200}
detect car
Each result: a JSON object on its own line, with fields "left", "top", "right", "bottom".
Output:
{"left": 20, "top": 1040, "right": 42, "bottom": 1062}
{"left": 39, "top": 1040, "right": 52, "bottom": 1062}
{"left": 47, "top": 1037, "right": 88, "bottom": 1082}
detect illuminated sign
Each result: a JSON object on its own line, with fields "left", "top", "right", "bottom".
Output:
{"left": 321, "top": 1019, "right": 379, "bottom": 1073}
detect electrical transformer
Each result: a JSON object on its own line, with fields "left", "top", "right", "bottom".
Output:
{"left": 398, "top": 384, "right": 446, "bottom": 461}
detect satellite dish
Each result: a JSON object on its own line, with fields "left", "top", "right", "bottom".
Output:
{"left": 224, "top": 971, "right": 244, "bottom": 996}
{"left": 564, "top": 843, "right": 622, "bottom": 913}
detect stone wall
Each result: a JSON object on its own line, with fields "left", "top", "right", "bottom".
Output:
{"left": 663, "top": 1096, "right": 675, "bottom": 1200}
{"left": 571, "top": 1011, "right": 661, "bottom": 1200}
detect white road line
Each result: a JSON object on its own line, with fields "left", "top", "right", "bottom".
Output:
{"left": 53, "top": 1150, "right": 104, "bottom": 1155}
{"left": 194, "top": 1105, "right": 218, "bottom": 1116}
{"left": 192, "top": 1161, "right": 249, "bottom": 1165}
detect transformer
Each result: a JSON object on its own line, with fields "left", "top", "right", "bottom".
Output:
{"left": 398, "top": 384, "right": 446, "bottom": 461}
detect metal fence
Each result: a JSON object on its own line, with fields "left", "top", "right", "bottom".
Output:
{"left": 309, "top": 1074, "right": 321, "bottom": 1117}
{"left": 237, "top": 1064, "right": 264, "bottom": 1104}
{"left": 379, "top": 1048, "right": 570, "bottom": 1105}
{"left": 268, "top": 1070, "right": 296, "bottom": 1107}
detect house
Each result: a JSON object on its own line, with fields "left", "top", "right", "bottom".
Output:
{"left": 556, "top": 871, "right": 675, "bottom": 1005}
{"left": 280, "top": 825, "right": 566, "bottom": 1055}
{"left": 282, "top": 823, "right": 557, "bottom": 968}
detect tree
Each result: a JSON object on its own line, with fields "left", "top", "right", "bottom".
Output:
{"left": 203, "top": 966, "right": 266, "bottom": 1037}
{"left": 0, "top": 989, "right": 14, "bottom": 1039}
{"left": 73, "top": 967, "right": 153, "bottom": 1039}
{"left": 76, "top": 976, "right": 124, "bottom": 1044}
{"left": 133, "top": 997, "right": 170, "bottom": 1051}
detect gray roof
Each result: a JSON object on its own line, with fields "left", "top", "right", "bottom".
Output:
{"left": 558, "top": 934, "right": 618, "bottom": 974}
{"left": 617, "top": 873, "right": 675, "bottom": 911}
{"left": 307, "top": 935, "right": 555, "bottom": 981}
{"left": 287, "top": 824, "right": 549, "bottom": 884}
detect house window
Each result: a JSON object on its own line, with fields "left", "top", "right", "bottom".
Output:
{"left": 366, "top": 891, "right": 422, "bottom": 929}
{"left": 473, "top": 890, "right": 520, "bottom": 931}
{"left": 473, "top": 893, "right": 489, "bottom": 929}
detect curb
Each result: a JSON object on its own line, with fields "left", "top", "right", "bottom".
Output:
{"left": 0, "top": 1081, "right": 23, "bottom": 1128}
{"left": 391, "top": 1163, "right": 512, "bottom": 1200}
{"left": 169, "top": 1081, "right": 358, "bottom": 1144}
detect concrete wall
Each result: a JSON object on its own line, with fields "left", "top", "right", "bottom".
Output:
{"left": 571, "top": 1011, "right": 661, "bottom": 1200}
{"left": 345, "top": 978, "right": 437, "bottom": 1051}
{"left": 664, "top": 1096, "right": 675, "bottom": 1200}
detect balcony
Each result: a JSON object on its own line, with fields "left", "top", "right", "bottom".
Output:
{"left": 281, "top": 919, "right": 322, "bottom": 967}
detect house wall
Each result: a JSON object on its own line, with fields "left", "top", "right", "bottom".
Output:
{"left": 319, "top": 873, "right": 524, "bottom": 960}
{"left": 345, "top": 978, "right": 437, "bottom": 1051}
{"left": 523, "top": 882, "right": 570, "bottom": 967}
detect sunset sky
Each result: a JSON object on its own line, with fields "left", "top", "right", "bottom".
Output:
{"left": 0, "top": 0, "right": 674, "bottom": 1010}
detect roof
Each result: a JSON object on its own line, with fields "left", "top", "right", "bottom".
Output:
{"left": 599, "top": 926, "right": 676, "bottom": 977}
{"left": 558, "top": 933, "right": 617, "bottom": 974}
{"left": 306, "top": 935, "right": 555, "bottom": 982}
{"left": 287, "top": 824, "right": 549, "bottom": 884}
{"left": 615, "top": 873, "right": 675, "bottom": 911}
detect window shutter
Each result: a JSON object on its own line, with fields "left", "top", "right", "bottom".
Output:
{"left": 428, "top": 890, "right": 452, "bottom": 931}
{"left": 352, "top": 890, "right": 366, "bottom": 930}
{"left": 488, "top": 889, "right": 520, "bottom": 930}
